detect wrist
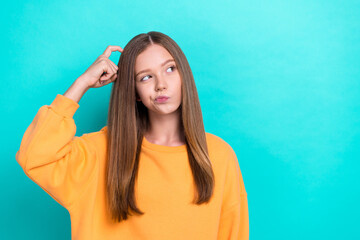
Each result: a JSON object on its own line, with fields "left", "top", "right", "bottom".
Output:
{"left": 75, "top": 75, "right": 91, "bottom": 91}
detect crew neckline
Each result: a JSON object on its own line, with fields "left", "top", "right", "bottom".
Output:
{"left": 142, "top": 135, "right": 187, "bottom": 153}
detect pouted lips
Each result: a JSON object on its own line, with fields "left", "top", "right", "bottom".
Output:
{"left": 155, "top": 96, "right": 169, "bottom": 103}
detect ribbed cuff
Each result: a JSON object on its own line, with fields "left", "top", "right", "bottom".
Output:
{"left": 49, "top": 94, "right": 80, "bottom": 118}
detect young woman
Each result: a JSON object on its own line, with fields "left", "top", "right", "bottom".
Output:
{"left": 16, "top": 31, "right": 249, "bottom": 240}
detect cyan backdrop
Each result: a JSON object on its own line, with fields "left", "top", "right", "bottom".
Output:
{"left": 1, "top": 0, "right": 359, "bottom": 239}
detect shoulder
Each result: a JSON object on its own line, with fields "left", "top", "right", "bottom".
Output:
{"left": 205, "top": 132, "right": 235, "bottom": 156}
{"left": 80, "top": 126, "right": 107, "bottom": 138}
{"left": 205, "top": 132, "right": 238, "bottom": 170}
{"left": 75, "top": 126, "right": 108, "bottom": 149}
{"left": 205, "top": 132, "right": 243, "bottom": 189}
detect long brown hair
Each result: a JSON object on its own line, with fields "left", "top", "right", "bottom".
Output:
{"left": 106, "top": 31, "right": 214, "bottom": 222}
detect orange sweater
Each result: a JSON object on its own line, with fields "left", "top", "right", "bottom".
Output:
{"left": 16, "top": 94, "right": 249, "bottom": 240}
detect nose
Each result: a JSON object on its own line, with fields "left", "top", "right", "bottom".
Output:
{"left": 155, "top": 74, "right": 167, "bottom": 92}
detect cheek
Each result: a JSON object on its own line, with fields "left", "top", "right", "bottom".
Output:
{"left": 136, "top": 86, "right": 151, "bottom": 101}
{"left": 177, "top": 79, "right": 182, "bottom": 95}
{"left": 135, "top": 86, "right": 144, "bottom": 100}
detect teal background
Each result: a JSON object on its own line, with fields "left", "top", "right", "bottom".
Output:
{"left": 1, "top": 0, "right": 359, "bottom": 239}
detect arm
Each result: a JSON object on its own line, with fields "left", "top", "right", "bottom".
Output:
{"left": 15, "top": 45, "right": 121, "bottom": 210}
{"left": 15, "top": 90, "right": 98, "bottom": 210}
{"left": 63, "top": 76, "right": 90, "bottom": 103}
{"left": 217, "top": 147, "right": 249, "bottom": 240}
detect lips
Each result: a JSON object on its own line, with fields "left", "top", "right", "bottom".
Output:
{"left": 155, "top": 95, "right": 169, "bottom": 103}
{"left": 155, "top": 95, "right": 169, "bottom": 101}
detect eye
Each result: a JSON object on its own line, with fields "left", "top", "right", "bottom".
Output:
{"left": 140, "top": 75, "right": 151, "bottom": 81}
{"left": 166, "top": 65, "right": 176, "bottom": 73}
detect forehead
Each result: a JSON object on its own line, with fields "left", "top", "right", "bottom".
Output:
{"left": 135, "top": 44, "right": 174, "bottom": 72}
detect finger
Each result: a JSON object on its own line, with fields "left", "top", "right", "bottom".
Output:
{"left": 107, "top": 59, "right": 118, "bottom": 72}
{"left": 99, "top": 65, "right": 116, "bottom": 81}
{"left": 108, "top": 59, "right": 119, "bottom": 72}
{"left": 99, "top": 73, "right": 117, "bottom": 86}
{"left": 99, "top": 71, "right": 113, "bottom": 81}
{"left": 102, "top": 45, "right": 123, "bottom": 58}
{"left": 98, "top": 61, "right": 115, "bottom": 80}
{"left": 110, "top": 73, "right": 117, "bottom": 82}
{"left": 107, "top": 62, "right": 117, "bottom": 75}
{"left": 100, "top": 79, "right": 110, "bottom": 85}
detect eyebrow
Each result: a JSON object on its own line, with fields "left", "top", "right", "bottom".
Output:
{"left": 135, "top": 59, "right": 175, "bottom": 78}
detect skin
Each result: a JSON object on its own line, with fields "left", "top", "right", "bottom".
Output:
{"left": 134, "top": 44, "right": 186, "bottom": 146}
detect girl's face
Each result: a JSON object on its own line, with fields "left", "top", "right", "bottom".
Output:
{"left": 134, "top": 44, "right": 182, "bottom": 116}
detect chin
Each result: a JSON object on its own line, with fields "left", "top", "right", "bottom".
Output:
{"left": 150, "top": 106, "right": 181, "bottom": 115}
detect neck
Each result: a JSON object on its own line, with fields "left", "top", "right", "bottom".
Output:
{"left": 145, "top": 108, "right": 185, "bottom": 146}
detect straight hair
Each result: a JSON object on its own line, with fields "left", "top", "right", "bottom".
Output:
{"left": 105, "top": 31, "right": 214, "bottom": 222}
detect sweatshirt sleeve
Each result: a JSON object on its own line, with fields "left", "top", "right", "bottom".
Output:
{"left": 15, "top": 94, "right": 98, "bottom": 210}
{"left": 217, "top": 146, "right": 249, "bottom": 240}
